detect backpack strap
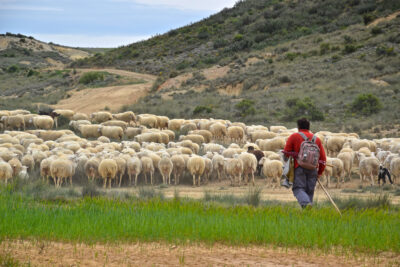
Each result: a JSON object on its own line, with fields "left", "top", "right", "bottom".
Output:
{"left": 311, "top": 135, "right": 317, "bottom": 143}
{"left": 298, "top": 132, "right": 309, "bottom": 141}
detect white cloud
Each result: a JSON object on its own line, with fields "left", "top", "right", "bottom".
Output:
{"left": 115, "top": 0, "right": 237, "bottom": 11}
{"left": 30, "top": 34, "right": 151, "bottom": 48}
{"left": 0, "top": 5, "right": 63, "bottom": 11}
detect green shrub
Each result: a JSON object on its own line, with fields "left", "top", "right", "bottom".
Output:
{"left": 79, "top": 71, "right": 105, "bottom": 84}
{"left": 283, "top": 97, "right": 325, "bottom": 121}
{"left": 319, "top": 43, "right": 331, "bottom": 55}
{"left": 343, "top": 44, "right": 357, "bottom": 54}
{"left": 371, "top": 26, "right": 383, "bottom": 35}
{"left": 234, "top": 34, "right": 244, "bottom": 41}
{"left": 193, "top": 105, "right": 212, "bottom": 115}
{"left": 363, "top": 13, "right": 376, "bottom": 24}
{"left": 235, "top": 99, "right": 255, "bottom": 117}
{"left": 350, "top": 93, "right": 382, "bottom": 116}
{"left": 285, "top": 52, "right": 300, "bottom": 61}
{"left": 376, "top": 45, "right": 396, "bottom": 56}
{"left": 213, "top": 38, "right": 228, "bottom": 49}
{"left": 6, "top": 65, "right": 19, "bottom": 73}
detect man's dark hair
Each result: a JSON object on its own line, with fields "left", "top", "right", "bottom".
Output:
{"left": 297, "top": 118, "right": 310, "bottom": 130}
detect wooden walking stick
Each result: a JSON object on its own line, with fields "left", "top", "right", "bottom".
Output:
{"left": 318, "top": 179, "right": 342, "bottom": 216}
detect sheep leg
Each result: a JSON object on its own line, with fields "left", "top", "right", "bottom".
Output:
{"left": 119, "top": 174, "right": 122, "bottom": 187}
{"left": 128, "top": 173, "right": 132, "bottom": 186}
{"left": 108, "top": 178, "right": 112, "bottom": 189}
{"left": 69, "top": 176, "right": 72, "bottom": 187}
{"left": 251, "top": 172, "right": 255, "bottom": 186}
{"left": 192, "top": 174, "right": 196, "bottom": 187}
{"left": 237, "top": 174, "right": 241, "bottom": 187}
{"left": 198, "top": 175, "right": 201, "bottom": 187}
{"left": 168, "top": 173, "right": 171, "bottom": 185}
{"left": 150, "top": 172, "right": 153, "bottom": 186}
{"left": 144, "top": 173, "right": 148, "bottom": 185}
{"left": 135, "top": 174, "right": 138, "bottom": 187}
{"left": 103, "top": 178, "right": 107, "bottom": 188}
{"left": 370, "top": 173, "right": 375, "bottom": 186}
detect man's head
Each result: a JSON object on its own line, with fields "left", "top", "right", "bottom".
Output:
{"left": 380, "top": 165, "right": 383, "bottom": 169}
{"left": 297, "top": 118, "right": 310, "bottom": 130}
{"left": 247, "top": 146, "right": 254, "bottom": 152}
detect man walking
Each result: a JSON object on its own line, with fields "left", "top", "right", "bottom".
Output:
{"left": 282, "top": 118, "right": 326, "bottom": 208}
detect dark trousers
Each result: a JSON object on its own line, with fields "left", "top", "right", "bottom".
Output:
{"left": 292, "top": 167, "right": 318, "bottom": 207}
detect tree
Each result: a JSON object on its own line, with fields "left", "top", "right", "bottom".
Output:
{"left": 350, "top": 93, "right": 382, "bottom": 116}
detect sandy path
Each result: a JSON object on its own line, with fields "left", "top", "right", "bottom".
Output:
{"left": 108, "top": 178, "right": 400, "bottom": 205}
{"left": 368, "top": 10, "right": 400, "bottom": 27}
{"left": 2, "top": 240, "right": 399, "bottom": 267}
{"left": 54, "top": 68, "right": 156, "bottom": 114}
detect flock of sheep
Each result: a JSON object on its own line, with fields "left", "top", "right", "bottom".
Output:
{"left": 0, "top": 108, "right": 399, "bottom": 190}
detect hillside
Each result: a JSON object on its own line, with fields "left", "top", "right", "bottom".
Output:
{"left": 0, "top": 33, "right": 148, "bottom": 112}
{"left": 72, "top": 0, "right": 400, "bottom": 136}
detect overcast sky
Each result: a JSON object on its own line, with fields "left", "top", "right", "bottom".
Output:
{"left": 0, "top": 0, "right": 237, "bottom": 47}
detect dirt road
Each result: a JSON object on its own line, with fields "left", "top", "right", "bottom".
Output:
{"left": 2, "top": 240, "right": 398, "bottom": 266}
{"left": 54, "top": 68, "right": 156, "bottom": 114}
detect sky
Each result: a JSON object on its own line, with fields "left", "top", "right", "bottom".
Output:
{"left": 0, "top": 0, "right": 237, "bottom": 47}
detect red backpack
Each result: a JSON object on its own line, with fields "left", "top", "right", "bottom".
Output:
{"left": 297, "top": 132, "right": 320, "bottom": 170}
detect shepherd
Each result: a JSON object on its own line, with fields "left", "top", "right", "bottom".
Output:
{"left": 282, "top": 118, "right": 326, "bottom": 209}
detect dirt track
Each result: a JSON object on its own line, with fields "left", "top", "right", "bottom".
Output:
{"left": 3, "top": 240, "right": 399, "bottom": 267}
{"left": 54, "top": 68, "right": 156, "bottom": 114}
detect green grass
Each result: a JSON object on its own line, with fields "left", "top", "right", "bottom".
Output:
{"left": 0, "top": 192, "right": 399, "bottom": 254}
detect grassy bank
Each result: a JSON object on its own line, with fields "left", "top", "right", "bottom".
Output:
{"left": 0, "top": 191, "right": 399, "bottom": 254}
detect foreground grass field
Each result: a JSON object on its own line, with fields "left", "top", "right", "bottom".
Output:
{"left": 0, "top": 188, "right": 399, "bottom": 255}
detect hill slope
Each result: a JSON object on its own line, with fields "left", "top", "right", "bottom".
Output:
{"left": 72, "top": 0, "right": 400, "bottom": 136}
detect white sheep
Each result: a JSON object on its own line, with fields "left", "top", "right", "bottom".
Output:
{"left": 356, "top": 152, "right": 379, "bottom": 186}
{"left": 8, "top": 158, "right": 22, "bottom": 177}
{"left": 259, "top": 157, "right": 283, "bottom": 188}
{"left": 0, "top": 161, "right": 13, "bottom": 185}
{"left": 187, "top": 156, "right": 205, "bottom": 187}
{"left": 389, "top": 157, "right": 400, "bottom": 184}
{"left": 99, "top": 125, "right": 123, "bottom": 141}
{"left": 224, "top": 155, "right": 243, "bottom": 186}
{"left": 227, "top": 126, "right": 245, "bottom": 143}
{"left": 337, "top": 151, "right": 354, "bottom": 180}
{"left": 238, "top": 152, "right": 257, "bottom": 186}
{"left": 113, "top": 111, "right": 136, "bottom": 124}
{"left": 18, "top": 166, "right": 29, "bottom": 180}
{"left": 98, "top": 158, "right": 118, "bottom": 188}
{"left": 90, "top": 111, "right": 113, "bottom": 123}
{"left": 171, "top": 154, "right": 185, "bottom": 185}
{"left": 84, "top": 157, "right": 100, "bottom": 181}
{"left": 32, "top": 116, "right": 54, "bottom": 130}
{"left": 72, "top": 113, "right": 89, "bottom": 121}
{"left": 114, "top": 157, "right": 127, "bottom": 187}
{"left": 50, "top": 158, "right": 76, "bottom": 187}
{"left": 141, "top": 156, "right": 155, "bottom": 185}
{"left": 209, "top": 122, "right": 227, "bottom": 140}
{"left": 1, "top": 115, "right": 25, "bottom": 130}
{"left": 126, "top": 157, "right": 142, "bottom": 186}
{"left": 203, "top": 157, "right": 213, "bottom": 184}
{"left": 158, "top": 154, "right": 173, "bottom": 185}
{"left": 79, "top": 124, "right": 102, "bottom": 139}
{"left": 325, "top": 157, "right": 345, "bottom": 188}
{"left": 212, "top": 153, "right": 225, "bottom": 182}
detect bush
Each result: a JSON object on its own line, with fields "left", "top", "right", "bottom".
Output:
{"left": 350, "top": 93, "right": 382, "bottom": 116}
{"left": 193, "top": 105, "right": 212, "bottom": 115}
{"left": 363, "top": 13, "right": 376, "bottom": 24}
{"left": 283, "top": 97, "right": 325, "bottom": 121}
{"left": 79, "top": 71, "right": 104, "bottom": 84}
{"left": 343, "top": 44, "right": 357, "bottom": 54}
{"left": 235, "top": 99, "right": 255, "bottom": 117}
{"left": 376, "top": 45, "right": 396, "bottom": 56}
{"left": 234, "top": 34, "right": 244, "bottom": 41}
{"left": 371, "top": 26, "right": 383, "bottom": 35}
{"left": 6, "top": 65, "right": 19, "bottom": 73}
{"left": 319, "top": 43, "right": 330, "bottom": 55}
{"left": 213, "top": 38, "right": 228, "bottom": 49}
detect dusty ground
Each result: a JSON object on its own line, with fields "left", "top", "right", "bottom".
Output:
{"left": 104, "top": 176, "right": 400, "bottom": 205}
{"left": 2, "top": 240, "right": 399, "bottom": 267}
{"left": 54, "top": 68, "right": 156, "bottom": 113}
{"left": 367, "top": 10, "right": 400, "bottom": 28}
